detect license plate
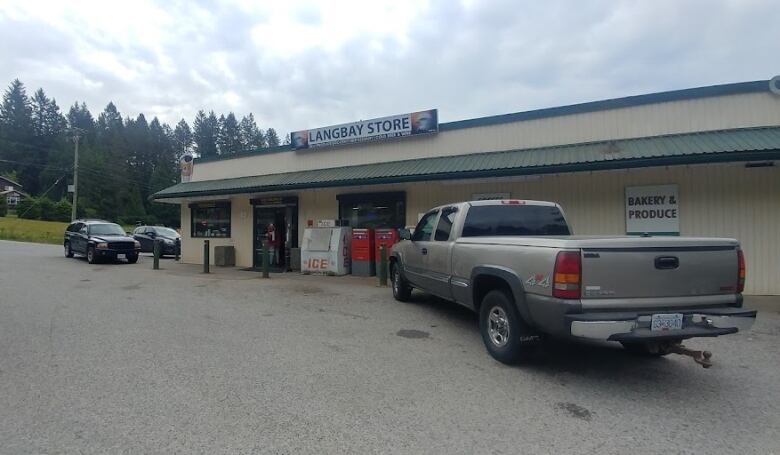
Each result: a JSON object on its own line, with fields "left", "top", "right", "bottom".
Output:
{"left": 651, "top": 313, "right": 683, "bottom": 331}
{"left": 117, "top": 253, "right": 125, "bottom": 259}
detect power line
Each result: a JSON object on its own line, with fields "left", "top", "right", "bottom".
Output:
{"left": 16, "top": 174, "right": 68, "bottom": 219}
{"left": 0, "top": 158, "right": 71, "bottom": 172}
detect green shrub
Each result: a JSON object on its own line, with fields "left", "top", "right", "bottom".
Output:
{"left": 0, "top": 197, "right": 6, "bottom": 217}
{"left": 38, "top": 197, "right": 55, "bottom": 221}
{"left": 53, "top": 199, "right": 72, "bottom": 222}
{"left": 16, "top": 197, "right": 40, "bottom": 219}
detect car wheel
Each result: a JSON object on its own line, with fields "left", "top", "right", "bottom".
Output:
{"left": 479, "top": 290, "right": 536, "bottom": 364}
{"left": 390, "top": 262, "right": 412, "bottom": 302}
{"left": 126, "top": 253, "right": 139, "bottom": 264}
{"left": 621, "top": 341, "right": 677, "bottom": 357}
{"left": 87, "top": 246, "right": 98, "bottom": 264}
{"left": 64, "top": 241, "right": 74, "bottom": 258}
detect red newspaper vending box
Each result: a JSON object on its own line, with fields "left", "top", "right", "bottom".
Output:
{"left": 374, "top": 228, "right": 400, "bottom": 272}
{"left": 351, "top": 228, "right": 375, "bottom": 276}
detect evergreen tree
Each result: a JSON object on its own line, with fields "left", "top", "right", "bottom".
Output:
{"left": 31, "top": 89, "right": 66, "bottom": 139}
{"left": 218, "top": 112, "right": 241, "bottom": 155}
{"left": 193, "top": 110, "right": 218, "bottom": 158}
{"left": 173, "top": 119, "right": 192, "bottom": 156}
{"left": 239, "top": 113, "right": 265, "bottom": 150}
{"left": 0, "top": 79, "right": 33, "bottom": 138}
{"left": 0, "top": 79, "right": 35, "bottom": 190}
{"left": 265, "top": 127, "right": 280, "bottom": 147}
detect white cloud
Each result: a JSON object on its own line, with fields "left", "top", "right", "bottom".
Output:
{"left": 0, "top": 0, "right": 777, "bottom": 135}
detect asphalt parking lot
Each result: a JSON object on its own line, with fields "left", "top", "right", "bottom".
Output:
{"left": 1, "top": 240, "right": 779, "bottom": 454}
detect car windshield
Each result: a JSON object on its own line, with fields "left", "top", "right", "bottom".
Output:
{"left": 154, "top": 227, "right": 179, "bottom": 237}
{"left": 89, "top": 223, "right": 126, "bottom": 236}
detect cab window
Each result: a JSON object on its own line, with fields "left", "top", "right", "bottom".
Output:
{"left": 412, "top": 211, "right": 438, "bottom": 242}
{"left": 434, "top": 207, "right": 457, "bottom": 241}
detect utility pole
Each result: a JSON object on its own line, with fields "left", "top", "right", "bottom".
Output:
{"left": 70, "top": 129, "right": 83, "bottom": 221}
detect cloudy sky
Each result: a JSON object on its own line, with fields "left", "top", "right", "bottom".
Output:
{"left": 0, "top": 0, "right": 777, "bottom": 134}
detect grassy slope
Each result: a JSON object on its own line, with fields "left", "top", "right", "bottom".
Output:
{"left": 0, "top": 217, "right": 69, "bottom": 245}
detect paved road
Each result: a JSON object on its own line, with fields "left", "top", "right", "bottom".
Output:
{"left": 1, "top": 240, "right": 778, "bottom": 454}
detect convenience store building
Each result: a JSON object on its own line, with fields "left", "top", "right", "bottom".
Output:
{"left": 153, "top": 78, "right": 780, "bottom": 295}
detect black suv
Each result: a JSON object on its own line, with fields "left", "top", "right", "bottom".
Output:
{"left": 64, "top": 220, "right": 141, "bottom": 264}
{"left": 132, "top": 225, "right": 181, "bottom": 256}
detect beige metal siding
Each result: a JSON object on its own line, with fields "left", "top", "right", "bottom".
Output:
{"left": 192, "top": 92, "right": 780, "bottom": 182}
{"left": 180, "top": 196, "right": 253, "bottom": 266}
{"left": 286, "top": 163, "right": 779, "bottom": 294}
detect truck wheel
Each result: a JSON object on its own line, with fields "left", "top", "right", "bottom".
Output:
{"left": 87, "top": 246, "right": 98, "bottom": 264}
{"left": 621, "top": 341, "right": 676, "bottom": 357}
{"left": 126, "top": 253, "right": 139, "bottom": 264}
{"left": 390, "top": 262, "right": 412, "bottom": 302}
{"left": 479, "top": 290, "right": 535, "bottom": 364}
{"left": 64, "top": 241, "right": 74, "bottom": 258}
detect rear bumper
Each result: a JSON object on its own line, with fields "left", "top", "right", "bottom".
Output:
{"left": 565, "top": 307, "right": 756, "bottom": 341}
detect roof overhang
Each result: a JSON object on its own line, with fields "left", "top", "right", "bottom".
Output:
{"left": 153, "top": 127, "right": 780, "bottom": 201}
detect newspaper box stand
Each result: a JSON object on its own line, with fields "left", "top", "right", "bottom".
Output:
{"left": 351, "top": 228, "right": 375, "bottom": 276}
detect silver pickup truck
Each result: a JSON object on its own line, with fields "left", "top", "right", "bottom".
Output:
{"left": 389, "top": 200, "right": 755, "bottom": 365}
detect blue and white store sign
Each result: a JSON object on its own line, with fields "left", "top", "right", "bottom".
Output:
{"left": 291, "top": 109, "right": 438, "bottom": 150}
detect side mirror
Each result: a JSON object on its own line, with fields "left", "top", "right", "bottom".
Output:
{"left": 399, "top": 229, "right": 411, "bottom": 241}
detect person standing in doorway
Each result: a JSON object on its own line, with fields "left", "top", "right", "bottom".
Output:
{"left": 267, "top": 223, "right": 278, "bottom": 266}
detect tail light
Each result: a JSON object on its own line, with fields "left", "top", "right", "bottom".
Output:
{"left": 737, "top": 249, "right": 746, "bottom": 293}
{"left": 553, "top": 251, "right": 581, "bottom": 299}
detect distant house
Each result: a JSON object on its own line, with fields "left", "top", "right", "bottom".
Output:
{"left": 0, "top": 176, "right": 26, "bottom": 208}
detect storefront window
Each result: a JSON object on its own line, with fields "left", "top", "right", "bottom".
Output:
{"left": 337, "top": 192, "right": 406, "bottom": 229}
{"left": 191, "top": 201, "right": 231, "bottom": 238}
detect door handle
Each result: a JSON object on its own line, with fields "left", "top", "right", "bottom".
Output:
{"left": 421, "top": 248, "right": 428, "bottom": 255}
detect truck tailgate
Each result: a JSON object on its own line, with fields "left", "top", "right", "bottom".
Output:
{"left": 578, "top": 237, "right": 739, "bottom": 302}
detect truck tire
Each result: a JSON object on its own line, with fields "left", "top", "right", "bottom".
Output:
{"left": 621, "top": 341, "right": 676, "bottom": 357}
{"left": 479, "top": 290, "right": 535, "bottom": 364}
{"left": 126, "top": 253, "right": 139, "bottom": 264}
{"left": 64, "top": 241, "right": 74, "bottom": 258}
{"left": 390, "top": 262, "right": 412, "bottom": 302}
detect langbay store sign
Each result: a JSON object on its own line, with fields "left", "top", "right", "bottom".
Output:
{"left": 291, "top": 109, "right": 438, "bottom": 150}
{"left": 625, "top": 184, "right": 680, "bottom": 235}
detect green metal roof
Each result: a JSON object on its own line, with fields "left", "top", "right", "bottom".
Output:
{"left": 154, "top": 127, "right": 780, "bottom": 200}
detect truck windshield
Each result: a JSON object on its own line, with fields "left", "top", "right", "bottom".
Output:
{"left": 89, "top": 224, "right": 126, "bottom": 236}
{"left": 462, "top": 205, "right": 570, "bottom": 236}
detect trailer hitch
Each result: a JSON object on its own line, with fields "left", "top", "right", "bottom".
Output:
{"left": 667, "top": 343, "right": 713, "bottom": 368}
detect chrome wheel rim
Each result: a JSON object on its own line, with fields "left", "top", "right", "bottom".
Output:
{"left": 488, "top": 306, "right": 510, "bottom": 347}
{"left": 64, "top": 244, "right": 69, "bottom": 256}
{"left": 87, "top": 249, "right": 93, "bottom": 261}
{"left": 392, "top": 268, "right": 400, "bottom": 293}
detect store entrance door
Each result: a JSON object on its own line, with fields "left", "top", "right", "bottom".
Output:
{"left": 254, "top": 207, "right": 287, "bottom": 270}
{"left": 251, "top": 196, "right": 299, "bottom": 271}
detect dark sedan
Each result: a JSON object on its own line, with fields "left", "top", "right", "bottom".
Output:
{"left": 132, "top": 226, "right": 181, "bottom": 256}
{"left": 64, "top": 220, "right": 141, "bottom": 264}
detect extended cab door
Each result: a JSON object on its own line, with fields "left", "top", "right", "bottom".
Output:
{"left": 424, "top": 206, "right": 458, "bottom": 299}
{"left": 403, "top": 210, "right": 439, "bottom": 291}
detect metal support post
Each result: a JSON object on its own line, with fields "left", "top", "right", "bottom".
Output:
{"left": 203, "top": 240, "right": 210, "bottom": 274}
{"left": 153, "top": 239, "right": 161, "bottom": 270}
{"left": 378, "top": 245, "right": 387, "bottom": 287}
{"left": 262, "top": 240, "right": 269, "bottom": 278}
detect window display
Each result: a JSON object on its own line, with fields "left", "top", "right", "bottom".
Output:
{"left": 191, "top": 201, "right": 231, "bottom": 238}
